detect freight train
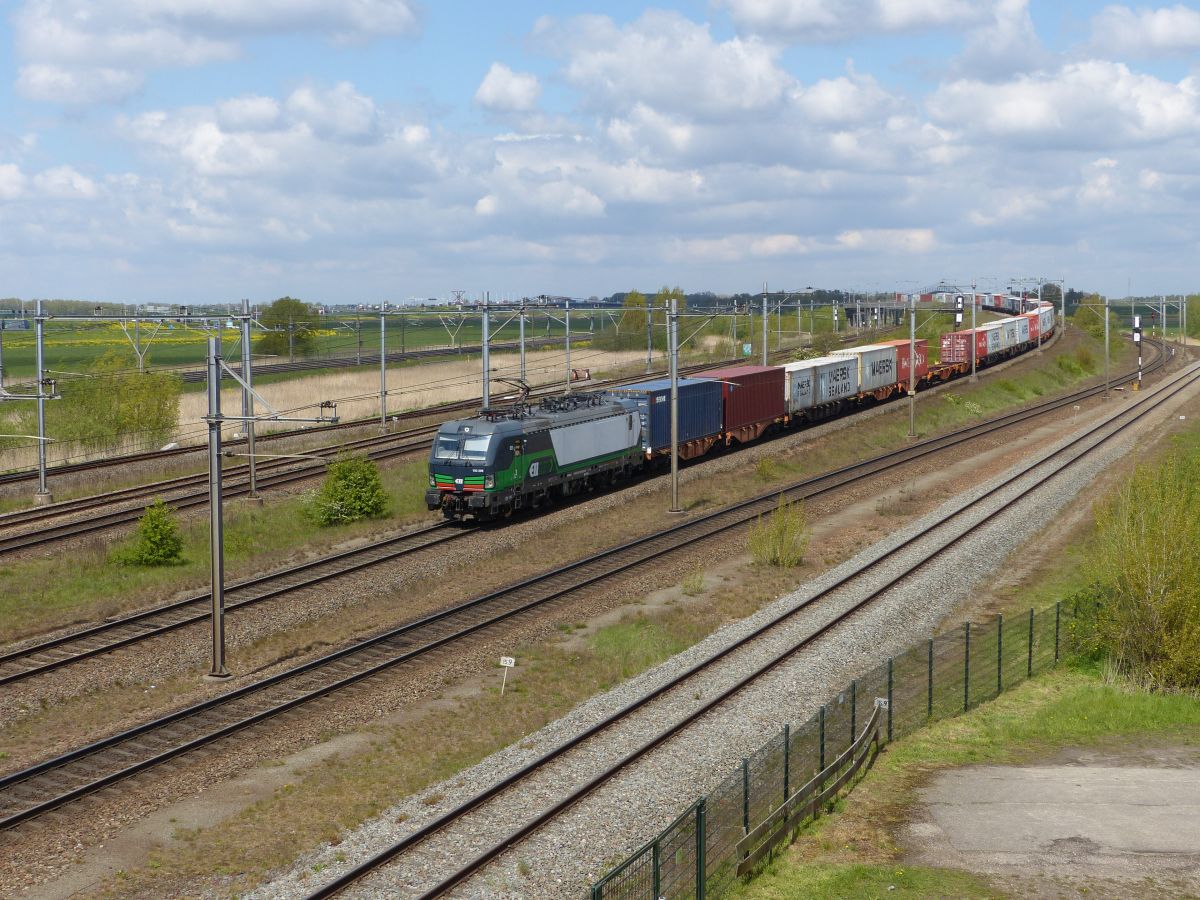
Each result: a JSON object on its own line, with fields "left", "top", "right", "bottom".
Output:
{"left": 427, "top": 304, "right": 1055, "bottom": 520}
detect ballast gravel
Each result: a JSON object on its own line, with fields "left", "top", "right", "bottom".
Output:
{"left": 250, "top": 362, "right": 1200, "bottom": 900}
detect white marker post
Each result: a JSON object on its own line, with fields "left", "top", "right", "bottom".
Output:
{"left": 499, "top": 655, "right": 516, "bottom": 696}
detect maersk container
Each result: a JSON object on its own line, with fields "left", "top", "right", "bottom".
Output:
{"left": 783, "top": 360, "right": 818, "bottom": 413}
{"left": 832, "top": 344, "right": 899, "bottom": 394}
{"left": 879, "top": 339, "right": 929, "bottom": 383}
{"left": 813, "top": 355, "right": 859, "bottom": 404}
{"left": 1015, "top": 315, "right": 1030, "bottom": 344}
{"left": 700, "top": 365, "right": 785, "bottom": 436}
{"left": 1039, "top": 305, "right": 1055, "bottom": 334}
{"left": 605, "top": 377, "right": 723, "bottom": 454}
{"left": 1001, "top": 318, "right": 1020, "bottom": 349}
{"left": 979, "top": 321, "right": 1004, "bottom": 356}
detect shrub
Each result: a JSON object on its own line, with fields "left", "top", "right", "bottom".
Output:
{"left": 748, "top": 498, "right": 809, "bottom": 567}
{"left": 1081, "top": 450, "right": 1200, "bottom": 689}
{"left": 306, "top": 454, "right": 391, "bottom": 526}
{"left": 117, "top": 499, "right": 184, "bottom": 566}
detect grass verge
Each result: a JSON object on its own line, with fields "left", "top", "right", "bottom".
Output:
{"left": 730, "top": 667, "right": 1200, "bottom": 900}
{"left": 0, "top": 459, "right": 430, "bottom": 643}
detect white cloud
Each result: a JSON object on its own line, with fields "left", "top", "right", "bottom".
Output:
{"left": 16, "top": 63, "right": 142, "bottom": 105}
{"left": 928, "top": 62, "right": 1200, "bottom": 146}
{"left": 1091, "top": 4, "right": 1200, "bottom": 56}
{"left": 217, "top": 96, "right": 282, "bottom": 132}
{"left": 285, "top": 83, "right": 380, "bottom": 140}
{"left": 0, "top": 164, "right": 26, "bottom": 201}
{"left": 475, "top": 63, "right": 541, "bottom": 113}
{"left": 537, "top": 12, "right": 793, "bottom": 119}
{"left": 837, "top": 228, "right": 937, "bottom": 252}
{"left": 32, "top": 165, "right": 98, "bottom": 199}
{"left": 13, "top": 0, "right": 422, "bottom": 104}
{"left": 719, "top": 0, "right": 992, "bottom": 42}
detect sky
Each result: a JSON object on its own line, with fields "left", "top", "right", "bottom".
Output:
{"left": 0, "top": 1, "right": 1198, "bottom": 304}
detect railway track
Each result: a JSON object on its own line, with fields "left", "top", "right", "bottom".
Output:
{"left": 0, "top": 339, "right": 1165, "bottom": 689}
{"left": 307, "top": 351, "right": 1197, "bottom": 899}
{"left": 0, "top": 341, "right": 1170, "bottom": 834}
{"left": 0, "top": 522, "right": 467, "bottom": 688}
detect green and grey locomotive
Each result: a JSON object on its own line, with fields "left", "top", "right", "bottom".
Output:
{"left": 426, "top": 393, "right": 645, "bottom": 520}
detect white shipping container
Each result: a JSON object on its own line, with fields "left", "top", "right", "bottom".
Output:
{"left": 1001, "top": 319, "right": 1020, "bottom": 349}
{"left": 783, "top": 360, "right": 818, "bottom": 413}
{"left": 814, "top": 356, "right": 859, "bottom": 403}
{"left": 1040, "top": 306, "right": 1055, "bottom": 333}
{"left": 832, "top": 344, "right": 898, "bottom": 393}
{"left": 1015, "top": 316, "right": 1030, "bottom": 344}
{"left": 980, "top": 321, "right": 1003, "bottom": 355}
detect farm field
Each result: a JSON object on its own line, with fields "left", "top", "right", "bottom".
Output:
{"left": 0, "top": 306, "right": 842, "bottom": 381}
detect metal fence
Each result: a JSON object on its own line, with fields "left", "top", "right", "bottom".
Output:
{"left": 590, "top": 603, "right": 1063, "bottom": 899}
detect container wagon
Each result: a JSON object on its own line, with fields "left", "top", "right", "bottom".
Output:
{"left": 606, "top": 377, "right": 724, "bottom": 460}
{"left": 700, "top": 365, "right": 786, "bottom": 445}
{"left": 878, "top": 339, "right": 930, "bottom": 384}
{"left": 783, "top": 356, "right": 859, "bottom": 420}
{"left": 831, "top": 343, "right": 901, "bottom": 399}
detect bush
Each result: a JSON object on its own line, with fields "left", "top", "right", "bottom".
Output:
{"left": 1081, "top": 449, "right": 1200, "bottom": 689}
{"left": 306, "top": 454, "right": 391, "bottom": 526}
{"left": 748, "top": 498, "right": 809, "bottom": 567}
{"left": 116, "top": 499, "right": 184, "bottom": 566}
{"left": 19, "top": 351, "right": 182, "bottom": 453}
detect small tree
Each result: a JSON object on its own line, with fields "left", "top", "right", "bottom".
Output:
{"left": 306, "top": 455, "right": 391, "bottom": 526}
{"left": 256, "top": 296, "right": 317, "bottom": 357}
{"left": 748, "top": 498, "right": 809, "bottom": 567}
{"left": 117, "top": 499, "right": 184, "bottom": 566}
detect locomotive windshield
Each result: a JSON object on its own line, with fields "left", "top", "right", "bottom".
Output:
{"left": 433, "top": 433, "right": 492, "bottom": 462}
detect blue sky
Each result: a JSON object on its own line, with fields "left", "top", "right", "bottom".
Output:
{"left": 1, "top": 1, "right": 1198, "bottom": 304}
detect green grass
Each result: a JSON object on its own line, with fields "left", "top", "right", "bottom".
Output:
{"left": 731, "top": 861, "right": 995, "bottom": 899}
{"left": 0, "top": 314, "right": 582, "bottom": 380}
{"left": 0, "top": 458, "right": 431, "bottom": 642}
{"left": 732, "top": 667, "right": 1200, "bottom": 900}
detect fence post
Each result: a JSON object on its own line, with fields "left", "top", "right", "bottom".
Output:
{"left": 927, "top": 638, "right": 934, "bottom": 718}
{"left": 997, "top": 613, "right": 1003, "bottom": 696}
{"left": 850, "top": 680, "right": 857, "bottom": 741}
{"left": 742, "top": 758, "right": 750, "bottom": 835}
{"left": 1054, "top": 601, "right": 1061, "bottom": 664}
{"left": 819, "top": 705, "right": 826, "bottom": 771}
{"left": 652, "top": 839, "right": 661, "bottom": 899}
{"left": 696, "top": 799, "right": 707, "bottom": 900}
{"left": 1028, "top": 607, "right": 1035, "bottom": 677}
{"left": 783, "top": 724, "right": 790, "bottom": 805}
{"left": 591, "top": 882, "right": 602, "bottom": 900}
{"left": 964, "top": 621, "right": 971, "bottom": 711}
{"left": 887, "top": 657, "right": 894, "bottom": 742}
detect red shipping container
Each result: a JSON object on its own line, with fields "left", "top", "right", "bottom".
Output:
{"left": 940, "top": 329, "right": 988, "bottom": 365}
{"left": 1023, "top": 311, "right": 1040, "bottom": 342}
{"left": 700, "top": 365, "right": 786, "bottom": 443}
{"left": 879, "top": 339, "right": 928, "bottom": 384}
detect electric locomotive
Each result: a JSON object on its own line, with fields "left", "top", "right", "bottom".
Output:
{"left": 426, "top": 392, "right": 644, "bottom": 520}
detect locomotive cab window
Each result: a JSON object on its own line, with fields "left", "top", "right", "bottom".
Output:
{"left": 434, "top": 436, "right": 460, "bottom": 459}
{"left": 461, "top": 435, "right": 491, "bottom": 461}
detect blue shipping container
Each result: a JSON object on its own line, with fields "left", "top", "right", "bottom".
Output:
{"left": 606, "top": 377, "right": 723, "bottom": 453}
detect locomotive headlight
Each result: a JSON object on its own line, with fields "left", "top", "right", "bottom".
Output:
{"left": 428, "top": 475, "right": 435, "bottom": 487}
{"left": 485, "top": 474, "right": 495, "bottom": 489}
